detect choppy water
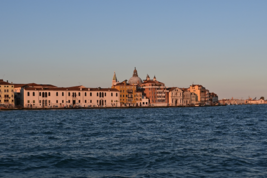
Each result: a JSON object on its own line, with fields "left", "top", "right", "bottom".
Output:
{"left": 1, "top": 105, "right": 267, "bottom": 177}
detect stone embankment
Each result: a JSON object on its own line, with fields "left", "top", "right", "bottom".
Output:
{"left": 0, "top": 105, "right": 226, "bottom": 111}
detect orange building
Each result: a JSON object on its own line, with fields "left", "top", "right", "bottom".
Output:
{"left": 111, "top": 69, "right": 142, "bottom": 106}
{"left": 188, "top": 84, "right": 207, "bottom": 105}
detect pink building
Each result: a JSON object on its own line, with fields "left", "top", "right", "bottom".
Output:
{"left": 21, "top": 85, "right": 120, "bottom": 108}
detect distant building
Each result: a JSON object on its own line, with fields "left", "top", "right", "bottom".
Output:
{"left": 140, "top": 75, "right": 168, "bottom": 106}
{"left": 111, "top": 68, "right": 143, "bottom": 106}
{"left": 112, "top": 80, "right": 142, "bottom": 106}
{"left": 246, "top": 98, "right": 265, "bottom": 104}
{"left": 182, "top": 88, "right": 197, "bottom": 106}
{"left": 21, "top": 85, "right": 120, "bottom": 108}
{"left": 188, "top": 84, "right": 207, "bottom": 105}
{"left": 209, "top": 92, "right": 219, "bottom": 104}
{"left": 167, "top": 87, "right": 183, "bottom": 106}
{"left": 14, "top": 83, "right": 56, "bottom": 106}
{"left": 0, "top": 79, "right": 15, "bottom": 107}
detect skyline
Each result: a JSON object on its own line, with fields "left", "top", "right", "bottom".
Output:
{"left": 1, "top": 0, "right": 267, "bottom": 99}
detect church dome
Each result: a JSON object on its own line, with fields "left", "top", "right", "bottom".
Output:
{"left": 129, "top": 67, "right": 143, "bottom": 85}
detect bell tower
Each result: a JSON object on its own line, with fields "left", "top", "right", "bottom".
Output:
{"left": 112, "top": 72, "right": 118, "bottom": 86}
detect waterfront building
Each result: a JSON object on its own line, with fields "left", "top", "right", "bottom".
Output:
{"left": 14, "top": 83, "right": 56, "bottom": 106}
{"left": 167, "top": 87, "right": 183, "bottom": 106}
{"left": 140, "top": 95, "right": 150, "bottom": 106}
{"left": 246, "top": 98, "right": 265, "bottom": 104}
{"left": 21, "top": 85, "right": 120, "bottom": 108}
{"left": 188, "top": 84, "right": 207, "bottom": 105}
{"left": 112, "top": 68, "right": 143, "bottom": 106}
{"left": 209, "top": 92, "right": 218, "bottom": 104}
{"left": 112, "top": 80, "right": 142, "bottom": 106}
{"left": 140, "top": 75, "right": 168, "bottom": 106}
{"left": 0, "top": 79, "right": 15, "bottom": 107}
{"left": 181, "top": 88, "right": 197, "bottom": 106}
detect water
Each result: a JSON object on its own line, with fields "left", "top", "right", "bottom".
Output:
{"left": 1, "top": 105, "right": 267, "bottom": 178}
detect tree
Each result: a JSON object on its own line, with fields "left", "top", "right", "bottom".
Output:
{"left": 260, "top": 96, "right": 265, "bottom": 100}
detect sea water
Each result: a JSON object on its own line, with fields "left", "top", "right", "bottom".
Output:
{"left": 0, "top": 105, "right": 267, "bottom": 177}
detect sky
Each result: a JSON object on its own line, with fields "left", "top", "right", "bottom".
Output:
{"left": 0, "top": 0, "right": 266, "bottom": 99}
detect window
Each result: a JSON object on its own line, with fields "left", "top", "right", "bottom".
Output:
{"left": 27, "top": 100, "right": 30, "bottom": 103}
{"left": 27, "top": 92, "right": 30, "bottom": 96}
{"left": 90, "top": 100, "right": 92, "bottom": 103}
{"left": 39, "top": 92, "right": 41, "bottom": 96}
{"left": 56, "top": 100, "right": 58, "bottom": 103}
{"left": 105, "top": 93, "right": 106, "bottom": 96}
{"left": 90, "top": 92, "right": 92, "bottom": 96}
{"left": 33, "top": 92, "right": 35, "bottom": 96}
{"left": 68, "top": 100, "right": 70, "bottom": 103}
{"left": 116, "top": 93, "right": 118, "bottom": 97}
{"left": 39, "top": 100, "right": 41, "bottom": 103}
{"left": 97, "top": 93, "right": 98, "bottom": 97}
{"left": 33, "top": 100, "right": 35, "bottom": 103}
{"left": 62, "top": 92, "right": 64, "bottom": 96}
{"left": 56, "top": 92, "right": 58, "bottom": 96}
{"left": 48, "top": 100, "right": 50, "bottom": 103}
{"left": 85, "top": 100, "right": 87, "bottom": 103}
{"left": 85, "top": 92, "right": 87, "bottom": 96}
{"left": 62, "top": 100, "right": 64, "bottom": 103}
{"left": 79, "top": 92, "right": 80, "bottom": 96}
{"left": 79, "top": 100, "right": 80, "bottom": 103}
{"left": 48, "top": 92, "right": 50, "bottom": 96}
{"left": 68, "top": 92, "right": 70, "bottom": 96}
{"left": 111, "top": 93, "right": 113, "bottom": 97}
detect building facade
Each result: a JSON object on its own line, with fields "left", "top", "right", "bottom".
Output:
{"left": 168, "top": 87, "right": 183, "bottom": 106}
{"left": 188, "top": 84, "right": 207, "bottom": 105}
{"left": 140, "top": 75, "right": 168, "bottom": 106}
{"left": 21, "top": 86, "right": 120, "bottom": 108}
{"left": 112, "top": 80, "right": 142, "bottom": 106}
{"left": 0, "top": 79, "right": 15, "bottom": 107}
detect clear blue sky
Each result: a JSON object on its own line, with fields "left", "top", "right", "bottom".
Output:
{"left": 1, "top": 0, "right": 266, "bottom": 99}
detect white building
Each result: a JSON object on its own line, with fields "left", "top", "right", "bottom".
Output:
{"left": 168, "top": 87, "right": 183, "bottom": 106}
{"left": 140, "top": 96, "right": 149, "bottom": 107}
{"left": 246, "top": 98, "right": 265, "bottom": 104}
{"left": 21, "top": 86, "right": 120, "bottom": 108}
